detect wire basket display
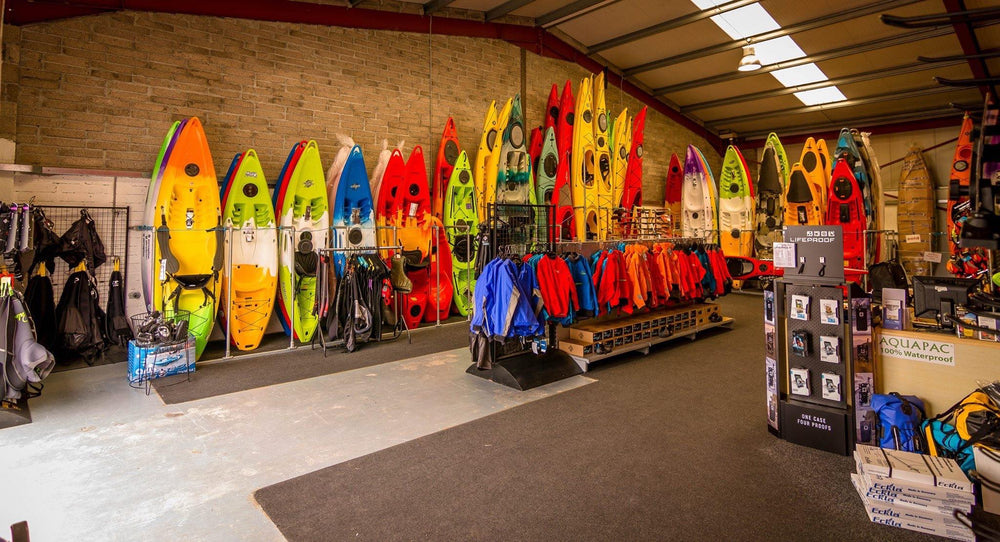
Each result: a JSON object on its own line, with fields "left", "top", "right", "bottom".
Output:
{"left": 127, "top": 310, "right": 197, "bottom": 394}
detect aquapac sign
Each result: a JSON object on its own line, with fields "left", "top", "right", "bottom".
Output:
{"left": 878, "top": 336, "right": 955, "bottom": 366}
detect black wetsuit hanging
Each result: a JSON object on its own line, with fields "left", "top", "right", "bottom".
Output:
{"left": 55, "top": 270, "right": 108, "bottom": 364}
{"left": 106, "top": 266, "right": 132, "bottom": 346}
{"left": 30, "top": 208, "right": 61, "bottom": 276}
{"left": 59, "top": 210, "right": 106, "bottom": 272}
{"left": 24, "top": 272, "right": 56, "bottom": 353}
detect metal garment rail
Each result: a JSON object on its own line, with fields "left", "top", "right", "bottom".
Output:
{"left": 317, "top": 244, "right": 411, "bottom": 350}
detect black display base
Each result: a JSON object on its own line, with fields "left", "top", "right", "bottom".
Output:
{"left": 779, "top": 399, "right": 851, "bottom": 456}
{"left": 467, "top": 349, "right": 582, "bottom": 391}
{"left": 0, "top": 398, "right": 32, "bottom": 430}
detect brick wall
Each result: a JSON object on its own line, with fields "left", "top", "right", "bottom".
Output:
{"left": 1, "top": 10, "right": 718, "bottom": 203}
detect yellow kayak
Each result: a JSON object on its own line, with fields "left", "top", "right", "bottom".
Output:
{"left": 572, "top": 76, "right": 597, "bottom": 240}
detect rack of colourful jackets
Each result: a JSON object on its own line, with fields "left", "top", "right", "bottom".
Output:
{"left": 587, "top": 241, "right": 732, "bottom": 317}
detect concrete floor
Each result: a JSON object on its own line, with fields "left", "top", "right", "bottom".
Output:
{"left": 0, "top": 348, "right": 593, "bottom": 541}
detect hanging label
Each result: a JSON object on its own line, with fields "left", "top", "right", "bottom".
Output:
{"left": 409, "top": 203, "right": 419, "bottom": 217}
{"left": 904, "top": 234, "right": 921, "bottom": 244}
{"left": 922, "top": 251, "right": 943, "bottom": 263}
{"left": 773, "top": 242, "right": 796, "bottom": 268}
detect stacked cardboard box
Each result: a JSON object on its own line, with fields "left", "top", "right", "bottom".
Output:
{"left": 852, "top": 444, "right": 975, "bottom": 541}
{"left": 557, "top": 303, "right": 722, "bottom": 359}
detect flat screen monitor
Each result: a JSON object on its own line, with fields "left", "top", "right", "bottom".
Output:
{"left": 912, "top": 276, "right": 980, "bottom": 327}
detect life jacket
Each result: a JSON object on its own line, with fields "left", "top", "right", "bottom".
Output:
{"left": 923, "top": 390, "right": 1000, "bottom": 474}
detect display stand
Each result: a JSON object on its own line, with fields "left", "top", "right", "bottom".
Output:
{"left": 466, "top": 203, "right": 582, "bottom": 391}
{"left": 558, "top": 303, "right": 732, "bottom": 371}
{"left": 767, "top": 225, "right": 876, "bottom": 455}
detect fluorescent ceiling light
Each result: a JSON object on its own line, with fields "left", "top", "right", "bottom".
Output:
{"left": 691, "top": 0, "right": 723, "bottom": 8}
{"left": 771, "top": 64, "right": 829, "bottom": 87}
{"left": 710, "top": 4, "right": 779, "bottom": 40}
{"left": 752, "top": 36, "right": 806, "bottom": 65}
{"left": 794, "top": 87, "right": 847, "bottom": 106}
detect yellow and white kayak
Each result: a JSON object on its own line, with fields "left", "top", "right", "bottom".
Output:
{"left": 592, "top": 72, "right": 611, "bottom": 241}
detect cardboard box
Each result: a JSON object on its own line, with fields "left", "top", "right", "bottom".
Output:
{"left": 854, "top": 445, "right": 974, "bottom": 495}
{"left": 558, "top": 339, "right": 593, "bottom": 357}
{"left": 852, "top": 472, "right": 972, "bottom": 515}
{"left": 974, "top": 447, "right": 1000, "bottom": 515}
{"left": 127, "top": 336, "right": 196, "bottom": 383}
{"left": 568, "top": 327, "right": 603, "bottom": 344}
{"left": 852, "top": 475, "right": 974, "bottom": 542}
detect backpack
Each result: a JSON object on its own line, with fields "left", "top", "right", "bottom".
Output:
{"left": 923, "top": 390, "right": 1000, "bottom": 474}
{"left": 870, "top": 392, "right": 926, "bottom": 452}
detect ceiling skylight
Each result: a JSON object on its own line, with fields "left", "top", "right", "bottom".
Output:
{"left": 709, "top": 4, "right": 779, "bottom": 40}
{"left": 752, "top": 36, "right": 806, "bottom": 65}
{"left": 794, "top": 87, "right": 847, "bottom": 106}
{"left": 771, "top": 64, "right": 829, "bottom": 87}
{"left": 688, "top": 1, "right": 849, "bottom": 111}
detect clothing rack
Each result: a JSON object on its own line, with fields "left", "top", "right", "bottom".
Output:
{"left": 313, "top": 244, "right": 410, "bottom": 355}
{"left": 468, "top": 203, "right": 581, "bottom": 391}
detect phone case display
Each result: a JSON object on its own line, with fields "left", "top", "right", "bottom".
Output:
{"left": 791, "top": 330, "right": 810, "bottom": 356}
{"left": 765, "top": 326, "right": 776, "bottom": 357}
{"left": 820, "top": 299, "right": 839, "bottom": 325}
{"left": 764, "top": 289, "right": 776, "bottom": 324}
{"left": 820, "top": 335, "right": 840, "bottom": 363}
{"left": 790, "top": 294, "right": 810, "bottom": 321}
{"left": 766, "top": 356, "right": 779, "bottom": 430}
{"left": 768, "top": 227, "right": 867, "bottom": 456}
{"left": 851, "top": 296, "right": 875, "bottom": 445}
{"left": 781, "top": 283, "right": 852, "bottom": 409}
{"left": 821, "top": 373, "right": 841, "bottom": 401}
{"left": 790, "top": 368, "right": 810, "bottom": 396}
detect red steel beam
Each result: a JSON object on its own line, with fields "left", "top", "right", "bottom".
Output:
{"left": 943, "top": 0, "right": 994, "bottom": 99}
{"left": 5, "top": 0, "right": 721, "bottom": 149}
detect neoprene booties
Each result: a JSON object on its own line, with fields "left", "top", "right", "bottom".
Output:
{"left": 390, "top": 253, "right": 412, "bottom": 293}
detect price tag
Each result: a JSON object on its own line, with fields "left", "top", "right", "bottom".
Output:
{"left": 923, "top": 251, "right": 943, "bottom": 263}
{"left": 904, "top": 234, "right": 921, "bottom": 244}
{"left": 773, "top": 242, "right": 796, "bottom": 268}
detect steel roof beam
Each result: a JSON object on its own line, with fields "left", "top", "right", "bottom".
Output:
{"left": 682, "top": 60, "right": 962, "bottom": 112}
{"left": 652, "top": 27, "right": 954, "bottom": 95}
{"left": 919, "top": 48, "right": 1000, "bottom": 63}
{"left": 624, "top": 0, "right": 924, "bottom": 77}
{"left": 535, "top": 0, "right": 618, "bottom": 28}
{"left": 587, "top": 0, "right": 757, "bottom": 54}
{"left": 707, "top": 85, "right": 958, "bottom": 127}
{"left": 485, "top": 0, "right": 535, "bottom": 21}
{"left": 943, "top": 0, "right": 994, "bottom": 100}
{"left": 739, "top": 108, "right": 966, "bottom": 144}
{"left": 423, "top": 0, "right": 457, "bottom": 15}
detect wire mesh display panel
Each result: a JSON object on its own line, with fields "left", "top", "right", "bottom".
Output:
{"left": 483, "top": 203, "right": 556, "bottom": 261}
{"left": 37, "top": 205, "right": 129, "bottom": 304}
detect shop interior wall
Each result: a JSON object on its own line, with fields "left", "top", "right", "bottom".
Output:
{"left": 0, "top": 11, "right": 719, "bottom": 322}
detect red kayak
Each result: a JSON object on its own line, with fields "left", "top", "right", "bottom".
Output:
{"left": 621, "top": 106, "right": 647, "bottom": 209}
{"left": 826, "top": 157, "right": 866, "bottom": 271}
{"left": 556, "top": 80, "right": 574, "bottom": 160}
{"left": 545, "top": 83, "right": 559, "bottom": 133}
{"left": 432, "top": 118, "right": 459, "bottom": 221}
